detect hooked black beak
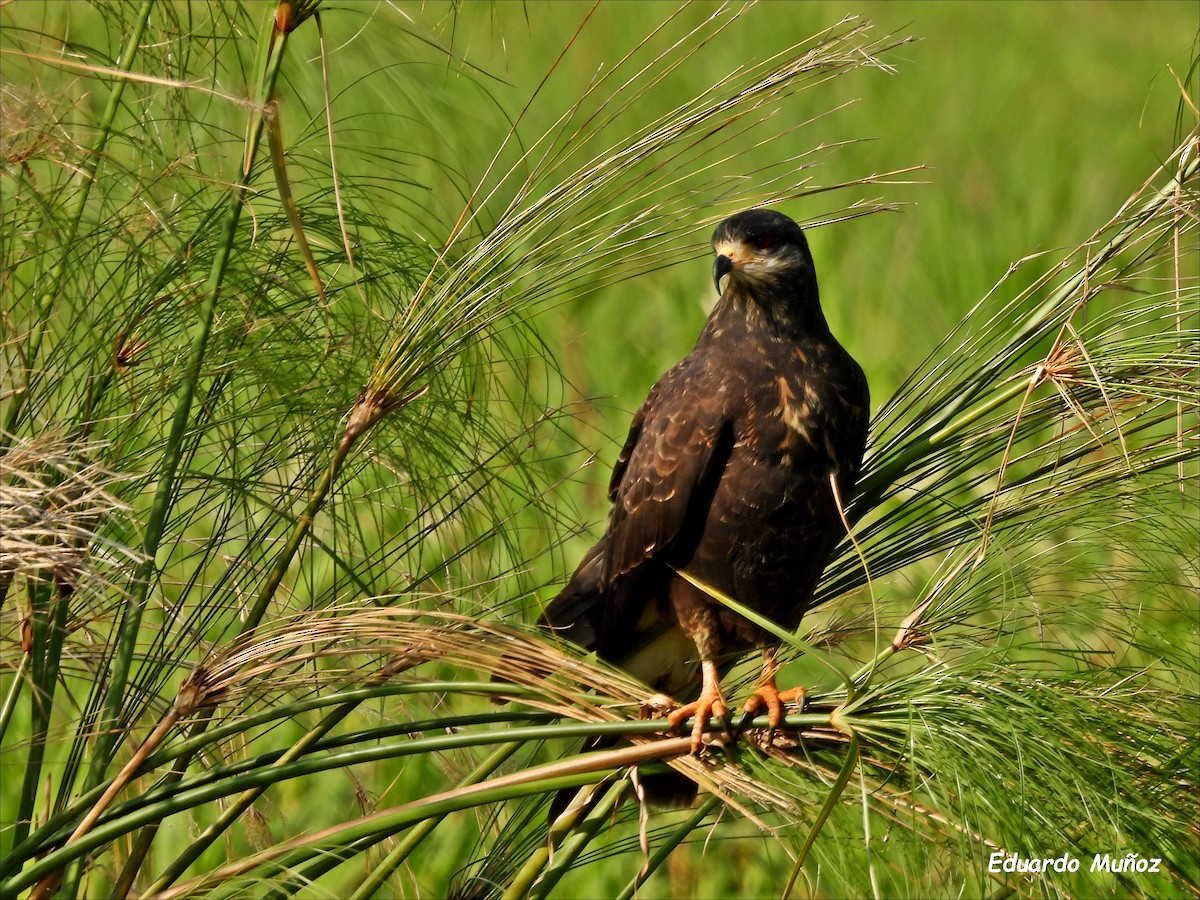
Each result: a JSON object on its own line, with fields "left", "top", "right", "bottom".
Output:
{"left": 713, "top": 254, "right": 734, "bottom": 294}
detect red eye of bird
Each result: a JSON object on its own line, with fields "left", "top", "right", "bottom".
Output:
{"left": 751, "top": 234, "right": 774, "bottom": 252}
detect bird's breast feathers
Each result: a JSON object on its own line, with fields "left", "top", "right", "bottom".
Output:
{"left": 728, "top": 347, "right": 864, "bottom": 472}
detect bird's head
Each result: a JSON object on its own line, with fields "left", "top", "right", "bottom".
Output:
{"left": 710, "top": 209, "right": 816, "bottom": 301}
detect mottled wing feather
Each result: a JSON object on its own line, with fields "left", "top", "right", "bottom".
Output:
{"left": 607, "top": 400, "right": 645, "bottom": 502}
{"left": 596, "top": 363, "right": 732, "bottom": 649}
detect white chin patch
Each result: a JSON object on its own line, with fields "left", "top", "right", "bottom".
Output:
{"left": 750, "top": 254, "right": 790, "bottom": 277}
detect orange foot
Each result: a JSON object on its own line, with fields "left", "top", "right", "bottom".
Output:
{"left": 666, "top": 661, "right": 729, "bottom": 753}
{"left": 741, "top": 681, "right": 806, "bottom": 735}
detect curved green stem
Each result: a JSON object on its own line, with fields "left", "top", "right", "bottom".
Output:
{"left": 614, "top": 795, "right": 722, "bottom": 900}
{"left": 783, "top": 729, "right": 861, "bottom": 899}
{"left": 0, "top": 652, "right": 30, "bottom": 743}
{"left": 153, "top": 771, "right": 610, "bottom": 900}
{"left": 344, "top": 741, "right": 523, "bottom": 900}
{"left": 675, "top": 568, "right": 857, "bottom": 699}
{"left": 524, "top": 779, "right": 631, "bottom": 900}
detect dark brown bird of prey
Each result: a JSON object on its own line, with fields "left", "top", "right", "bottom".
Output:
{"left": 541, "top": 208, "right": 869, "bottom": 800}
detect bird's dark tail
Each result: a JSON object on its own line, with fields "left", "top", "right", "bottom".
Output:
{"left": 631, "top": 764, "right": 699, "bottom": 811}
{"left": 537, "top": 539, "right": 608, "bottom": 648}
{"left": 535, "top": 541, "right": 700, "bottom": 818}
{"left": 548, "top": 735, "right": 697, "bottom": 823}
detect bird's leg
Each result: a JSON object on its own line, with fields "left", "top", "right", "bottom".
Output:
{"left": 741, "top": 647, "right": 805, "bottom": 736}
{"left": 666, "top": 659, "right": 729, "bottom": 754}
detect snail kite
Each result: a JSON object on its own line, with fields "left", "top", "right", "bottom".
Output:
{"left": 541, "top": 208, "right": 869, "bottom": 800}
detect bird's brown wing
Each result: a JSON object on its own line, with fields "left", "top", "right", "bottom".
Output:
{"left": 607, "top": 401, "right": 644, "bottom": 502}
{"left": 595, "top": 362, "right": 734, "bottom": 652}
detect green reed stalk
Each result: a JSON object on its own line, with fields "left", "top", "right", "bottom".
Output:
{"left": 10, "top": 580, "right": 53, "bottom": 850}
{"left": 525, "top": 779, "right": 633, "bottom": 900}
{"left": 141, "top": 683, "right": 377, "bottom": 894}
{"left": 5, "top": 0, "right": 153, "bottom": 858}
{"left": 614, "top": 795, "right": 723, "bottom": 900}
{"left": 342, "top": 741, "right": 523, "bottom": 900}
{"left": 52, "top": 8, "right": 297, "bottom": 897}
